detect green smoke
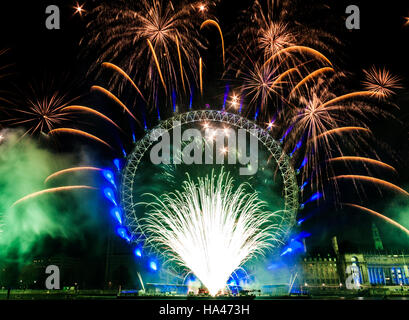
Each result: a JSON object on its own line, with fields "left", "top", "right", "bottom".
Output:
{"left": 0, "top": 129, "right": 104, "bottom": 265}
{"left": 379, "top": 191, "right": 409, "bottom": 247}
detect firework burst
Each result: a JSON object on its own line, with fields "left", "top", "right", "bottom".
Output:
{"left": 231, "top": 0, "right": 339, "bottom": 70}
{"left": 362, "top": 66, "right": 402, "bottom": 98}
{"left": 84, "top": 0, "right": 208, "bottom": 105}
{"left": 139, "top": 170, "right": 284, "bottom": 295}
{"left": 277, "top": 71, "right": 398, "bottom": 199}
{"left": 238, "top": 60, "right": 279, "bottom": 113}
{"left": 3, "top": 85, "right": 77, "bottom": 136}
{"left": 257, "top": 21, "right": 297, "bottom": 58}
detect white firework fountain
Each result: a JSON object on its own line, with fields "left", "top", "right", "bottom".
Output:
{"left": 140, "top": 170, "right": 285, "bottom": 296}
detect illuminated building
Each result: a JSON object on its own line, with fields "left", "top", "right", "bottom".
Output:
{"left": 297, "top": 230, "right": 409, "bottom": 294}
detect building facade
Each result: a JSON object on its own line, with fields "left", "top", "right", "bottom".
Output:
{"left": 298, "top": 234, "right": 409, "bottom": 290}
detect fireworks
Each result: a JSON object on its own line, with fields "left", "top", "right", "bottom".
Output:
{"left": 91, "top": 85, "right": 140, "bottom": 124}
{"left": 315, "top": 127, "right": 371, "bottom": 140}
{"left": 328, "top": 157, "right": 396, "bottom": 173}
{"left": 238, "top": 60, "right": 280, "bottom": 113}
{"left": 1, "top": 0, "right": 408, "bottom": 290}
{"left": 44, "top": 167, "right": 102, "bottom": 184}
{"left": 3, "top": 86, "right": 76, "bottom": 136}
{"left": 362, "top": 66, "right": 402, "bottom": 98}
{"left": 227, "top": 42, "right": 335, "bottom": 117}
{"left": 78, "top": 0, "right": 408, "bottom": 253}
{"left": 140, "top": 171, "right": 284, "bottom": 295}
{"left": 200, "top": 19, "right": 225, "bottom": 66}
{"left": 280, "top": 69, "right": 397, "bottom": 196}
{"left": 84, "top": 0, "right": 205, "bottom": 103}
{"left": 49, "top": 128, "right": 114, "bottom": 150}
{"left": 289, "top": 66, "right": 334, "bottom": 97}
{"left": 62, "top": 105, "right": 124, "bottom": 133}
{"left": 332, "top": 175, "right": 409, "bottom": 197}
{"left": 12, "top": 185, "right": 97, "bottom": 207}
{"left": 232, "top": 0, "right": 339, "bottom": 70}
{"left": 199, "top": 57, "right": 203, "bottom": 96}
{"left": 74, "top": 2, "right": 86, "bottom": 16}
{"left": 101, "top": 62, "right": 146, "bottom": 102}
{"left": 258, "top": 22, "right": 296, "bottom": 58}
{"left": 344, "top": 203, "right": 409, "bottom": 236}
{"left": 235, "top": 0, "right": 297, "bottom": 60}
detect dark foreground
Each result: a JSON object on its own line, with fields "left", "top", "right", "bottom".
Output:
{"left": 1, "top": 289, "right": 409, "bottom": 300}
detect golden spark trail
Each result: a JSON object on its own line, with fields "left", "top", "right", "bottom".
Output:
{"left": 49, "top": 128, "right": 114, "bottom": 150}
{"left": 343, "top": 203, "right": 409, "bottom": 236}
{"left": 329, "top": 157, "right": 396, "bottom": 173}
{"left": 200, "top": 19, "right": 225, "bottom": 66}
{"left": 289, "top": 67, "right": 334, "bottom": 97}
{"left": 316, "top": 127, "right": 371, "bottom": 140}
{"left": 320, "top": 91, "right": 378, "bottom": 109}
{"left": 332, "top": 175, "right": 409, "bottom": 196}
{"left": 175, "top": 35, "right": 186, "bottom": 93}
{"left": 62, "top": 105, "right": 123, "bottom": 133}
{"left": 90, "top": 86, "right": 140, "bottom": 124}
{"left": 265, "top": 46, "right": 332, "bottom": 67}
{"left": 146, "top": 39, "right": 167, "bottom": 93}
{"left": 271, "top": 67, "right": 301, "bottom": 88}
{"left": 101, "top": 62, "right": 146, "bottom": 102}
{"left": 45, "top": 167, "right": 102, "bottom": 184}
{"left": 12, "top": 186, "right": 97, "bottom": 207}
{"left": 199, "top": 57, "right": 203, "bottom": 96}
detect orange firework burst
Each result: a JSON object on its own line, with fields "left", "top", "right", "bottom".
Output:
{"left": 228, "top": 43, "right": 336, "bottom": 117}
{"left": 281, "top": 71, "right": 395, "bottom": 197}
{"left": 74, "top": 2, "right": 86, "bottom": 16}
{"left": 232, "top": 49, "right": 323, "bottom": 115}
{"left": 3, "top": 86, "right": 77, "bottom": 136}
{"left": 258, "top": 22, "right": 297, "bottom": 58}
{"left": 238, "top": 59, "right": 289, "bottom": 112}
{"left": 362, "top": 66, "right": 402, "bottom": 98}
{"left": 233, "top": 0, "right": 339, "bottom": 68}
{"left": 84, "top": 0, "right": 205, "bottom": 103}
{"left": 198, "top": 3, "right": 207, "bottom": 13}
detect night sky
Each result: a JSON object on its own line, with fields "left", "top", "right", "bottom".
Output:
{"left": 1, "top": 0, "right": 409, "bottom": 262}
